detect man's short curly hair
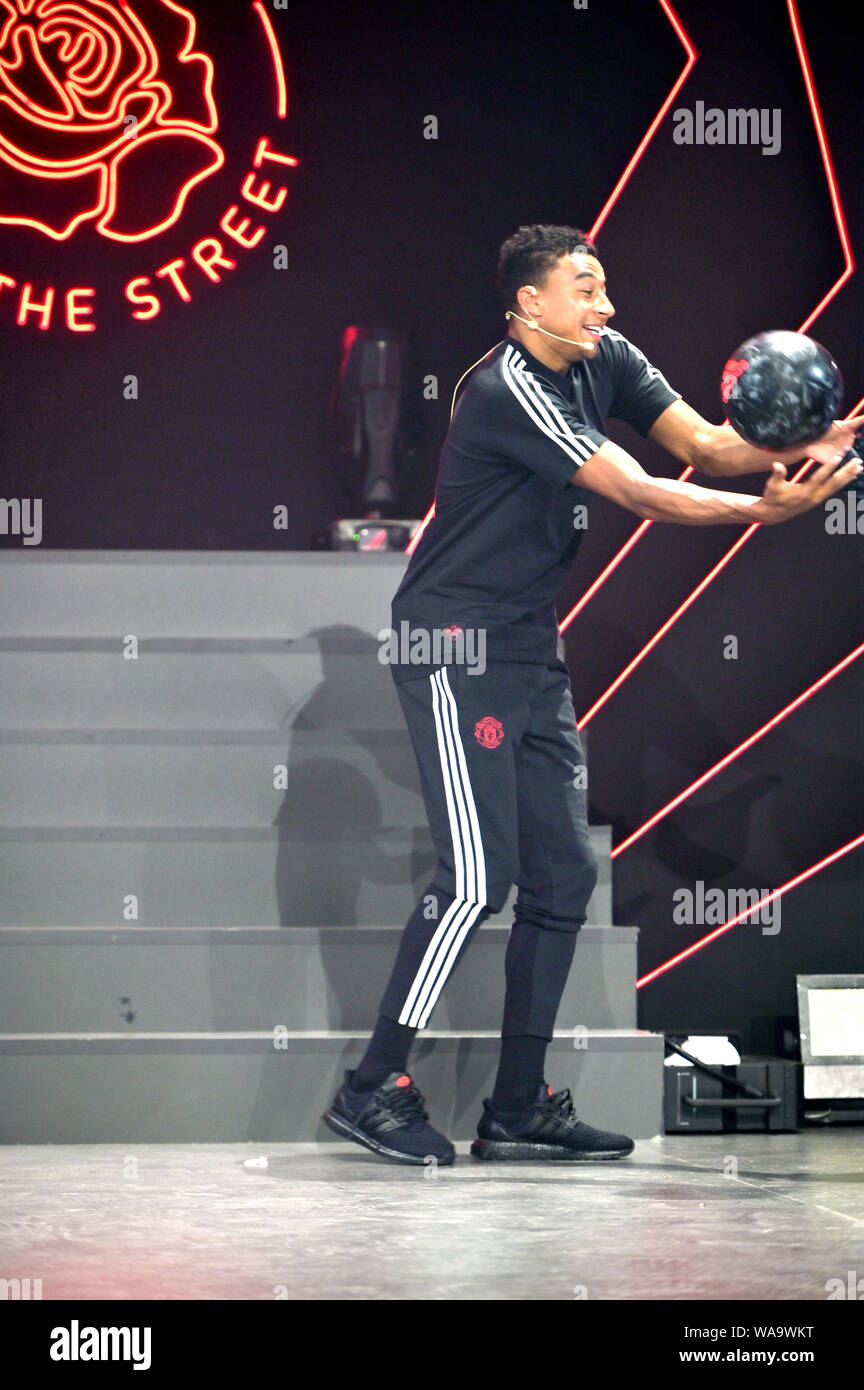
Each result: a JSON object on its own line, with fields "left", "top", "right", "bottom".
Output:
{"left": 497, "top": 224, "right": 597, "bottom": 312}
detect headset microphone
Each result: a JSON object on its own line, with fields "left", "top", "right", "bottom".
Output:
{"left": 504, "top": 309, "right": 599, "bottom": 350}
{"left": 450, "top": 308, "right": 598, "bottom": 423}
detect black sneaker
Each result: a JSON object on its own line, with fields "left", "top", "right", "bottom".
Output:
{"left": 322, "top": 1069, "right": 455, "bottom": 1166}
{"left": 470, "top": 1081, "right": 635, "bottom": 1161}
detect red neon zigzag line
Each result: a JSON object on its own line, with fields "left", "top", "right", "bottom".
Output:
{"left": 562, "top": 0, "right": 855, "bottom": 660}
{"left": 399, "top": 2, "right": 858, "bottom": 991}
{"left": 577, "top": 393, "right": 864, "bottom": 729}
{"left": 613, "top": 640, "right": 864, "bottom": 859}
{"left": 589, "top": 0, "right": 696, "bottom": 241}
{"left": 404, "top": 498, "right": 431, "bottom": 555}
{"left": 635, "top": 832, "right": 864, "bottom": 989}
{"left": 787, "top": 0, "right": 854, "bottom": 331}
{"left": 589, "top": 0, "right": 859, "bottom": 990}
{"left": 405, "top": 0, "right": 695, "bottom": 557}
{"left": 557, "top": 517, "right": 651, "bottom": 631}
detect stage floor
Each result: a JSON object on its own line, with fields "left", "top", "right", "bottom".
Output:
{"left": 2, "top": 1134, "right": 862, "bottom": 1301}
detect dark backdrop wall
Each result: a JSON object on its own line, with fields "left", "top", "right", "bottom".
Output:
{"left": 1, "top": 0, "right": 861, "bottom": 1048}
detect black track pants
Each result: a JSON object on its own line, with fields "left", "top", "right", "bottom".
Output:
{"left": 378, "top": 658, "right": 599, "bottom": 1037}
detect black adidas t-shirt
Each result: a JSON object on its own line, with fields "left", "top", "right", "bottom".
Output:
{"left": 388, "top": 330, "right": 680, "bottom": 682}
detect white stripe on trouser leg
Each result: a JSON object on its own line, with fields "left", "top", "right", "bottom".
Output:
{"left": 398, "top": 671, "right": 476, "bottom": 1024}
{"left": 402, "top": 897, "right": 479, "bottom": 1028}
{"left": 398, "top": 668, "right": 488, "bottom": 1027}
{"left": 398, "top": 896, "right": 463, "bottom": 1026}
{"left": 409, "top": 668, "right": 489, "bottom": 1027}
{"left": 432, "top": 668, "right": 468, "bottom": 896}
{"left": 397, "top": 672, "right": 469, "bottom": 1024}
{"left": 415, "top": 900, "right": 486, "bottom": 1028}
{"left": 434, "top": 666, "right": 477, "bottom": 898}
{"left": 438, "top": 667, "right": 487, "bottom": 902}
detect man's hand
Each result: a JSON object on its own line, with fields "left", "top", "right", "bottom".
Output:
{"left": 804, "top": 414, "right": 864, "bottom": 467}
{"left": 751, "top": 456, "right": 862, "bottom": 525}
{"left": 574, "top": 437, "right": 862, "bottom": 526}
{"left": 648, "top": 402, "right": 864, "bottom": 477}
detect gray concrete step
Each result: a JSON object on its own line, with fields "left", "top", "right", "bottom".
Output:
{"left": 0, "top": 735, "right": 480, "bottom": 828}
{"left": 0, "top": 825, "right": 612, "bottom": 927}
{"left": 0, "top": 551, "right": 408, "bottom": 639}
{"left": 0, "top": 923, "right": 638, "bottom": 1033}
{"left": 0, "top": 1029, "right": 664, "bottom": 1142}
{"left": 0, "top": 649, "right": 406, "bottom": 732}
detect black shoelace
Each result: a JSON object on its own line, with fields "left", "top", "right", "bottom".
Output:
{"left": 541, "top": 1087, "right": 580, "bottom": 1129}
{"left": 356, "top": 1080, "right": 429, "bottom": 1132}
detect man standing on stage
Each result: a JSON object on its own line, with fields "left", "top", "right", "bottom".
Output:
{"left": 323, "top": 224, "right": 862, "bottom": 1165}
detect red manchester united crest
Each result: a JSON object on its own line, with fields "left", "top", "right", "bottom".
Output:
{"left": 474, "top": 716, "right": 504, "bottom": 748}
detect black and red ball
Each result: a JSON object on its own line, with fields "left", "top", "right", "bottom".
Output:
{"left": 720, "top": 330, "right": 842, "bottom": 451}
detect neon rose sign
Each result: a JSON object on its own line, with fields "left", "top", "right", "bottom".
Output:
{"left": 0, "top": 0, "right": 296, "bottom": 330}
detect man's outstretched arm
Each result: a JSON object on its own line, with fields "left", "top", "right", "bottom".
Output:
{"left": 646, "top": 399, "right": 864, "bottom": 477}
{"left": 572, "top": 435, "right": 861, "bottom": 526}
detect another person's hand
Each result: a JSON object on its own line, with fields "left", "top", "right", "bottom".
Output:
{"left": 803, "top": 414, "right": 864, "bottom": 467}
